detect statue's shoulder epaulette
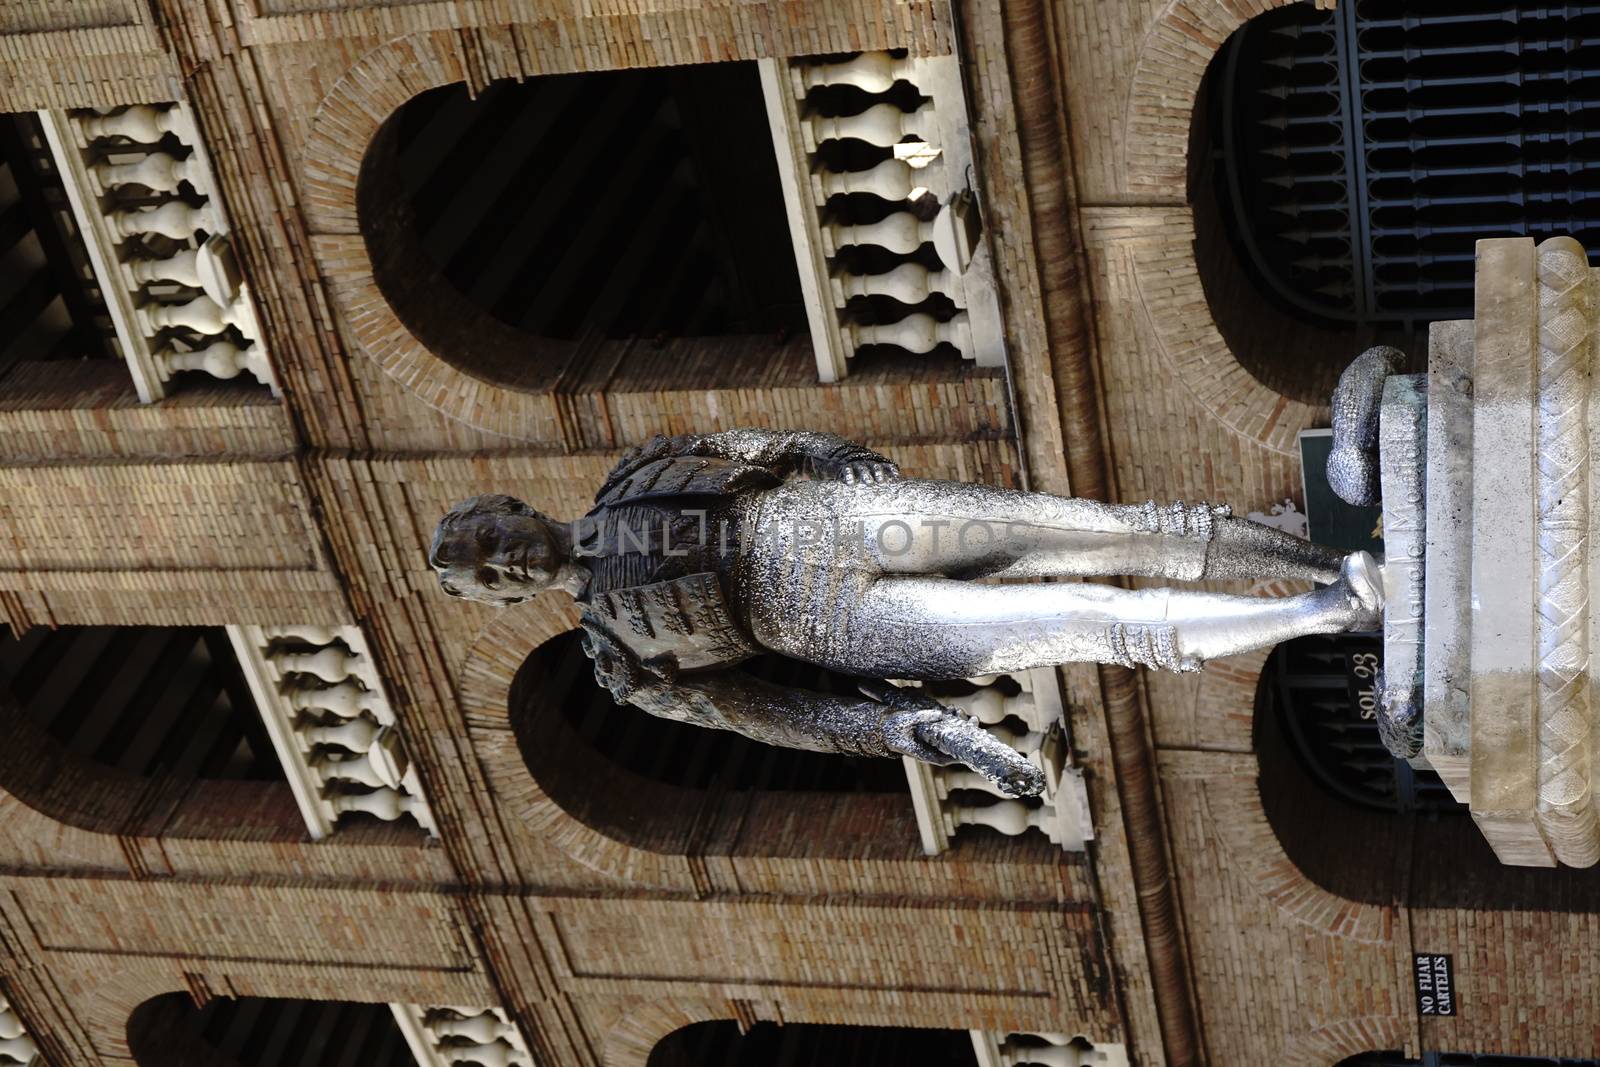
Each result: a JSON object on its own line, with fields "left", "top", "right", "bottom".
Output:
{"left": 592, "top": 455, "right": 779, "bottom": 509}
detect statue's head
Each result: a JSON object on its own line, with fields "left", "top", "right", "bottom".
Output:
{"left": 429, "top": 494, "right": 583, "bottom": 606}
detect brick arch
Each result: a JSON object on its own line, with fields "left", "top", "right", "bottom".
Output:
{"left": 1173, "top": 649, "right": 1396, "bottom": 943}
{"left": 1123, "top": 0, "right": 1302, "bottom": 197}
{"left": 1293, "top": 1019, "right": 1412, "bottom": 1067}
{"left": 1114, "top": 0, "right": 1328, "bottom": 456}
{"left": 1195, "top": 757, "right": 1395, "bottom": 944}
{"left": 459, "top": 596, "right": 1059, "bottom": 893}
{"left": 0, "top": 677, "right": 309, "bottom": 854}
{"left": 600, "top": 1001, "right": 732, "bottom": 1067}
{"left": 459, "top": 593, "right": 719, "bottom": 890}
{"left": 301, "top": 32, "right": 573, "bottom": 441}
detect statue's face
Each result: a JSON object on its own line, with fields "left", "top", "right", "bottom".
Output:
{"left": 429, "top": 494, "right": 562, "bottom": 606}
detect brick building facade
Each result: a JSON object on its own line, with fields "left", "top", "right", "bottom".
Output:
{"left": 0, "top": 0, "right": 1592, "bottom": 1065}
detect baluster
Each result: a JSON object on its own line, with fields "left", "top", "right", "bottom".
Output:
{"left": 430, "top": 1011, "right": 513, "bottom": 1044}
{"left": 274, "top": 644, "right": 365, "bottom": 684}
{"left": 442, "top": 1042, "right": 525, "bottom": 1067}
{"left": 129, "top": 247, "right": 202, "bottom": 287}
{"left": 315, "top": 750, "right": 402, "bottom": 790}
{"left": 812, "top": 157, "right": 935, "bottom": 201}
{"left": 0, "top": 1033, "right": 37, "bottom": 1063}
{"left": 949, "top": 798, "right": 1048, "bottom": 840}
{"left": 998, "top": 1034, "right": 1092, "bottom": 1067}
{"left": 806, "top": 100, "right": 935, "bottom": 151}
{"left": 843, "top": 312, "right": 971, "bottom": 355}
{"left": 286, "top": 679, "right": 385, "bottom": 720}
{"left": 79, "top": 103, "right": 193, "bottom": 144}
{"left": 110, "top": 199, "right": 217, "bottom": 240}
{"left": 91, "top": 150, "right": 200, "bottom": 194}
{"left": 833, "top": 262, "right": 960, "bottom": 307}
{"left": 797, "top": 52, "right": 913, "bottom": 94}
{"left": 264, "top": 625, "right": 340, "bottom": 645}
{"left": 156, "top": 341, "right": 270, "bottom": 385}
{"left": 821, "top": 212, "right": 934, "bottom": 256}
{"left": 946, "top": 684, "right": 1013, "bottom": 726}
{"left": 0, "top": 1007, "right": 21, "bottom": 1041}
{"left": 141, "top": 294, "right": 237, "bottom": 335}
{"left": 139, "top": 231, "right": 239, "bottom": 300}
{"left": 329, "top": 787, "right": 415, "bottom": 823}
{"left": 301, "top": 716, "right": 381, "bottom": 752}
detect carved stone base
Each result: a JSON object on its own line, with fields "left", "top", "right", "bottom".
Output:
{"left": 1415, "top": 235, "right": 1600, "bottom": 868}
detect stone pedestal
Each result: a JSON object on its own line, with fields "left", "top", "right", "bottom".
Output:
{"left": 1409, "top": 235, "right": 1600, "bottom": 868}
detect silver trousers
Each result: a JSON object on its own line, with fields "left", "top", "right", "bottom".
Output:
{"left": 731, "top": 479, "right": 1357, "bottom": 678}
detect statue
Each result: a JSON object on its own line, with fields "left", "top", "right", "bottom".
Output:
{"left": 431, "top": 430, "right": 1383, "bottom": 797}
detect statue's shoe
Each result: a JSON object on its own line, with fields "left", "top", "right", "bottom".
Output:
{"left": 1340, "top": 550, "right": 1384, "bottom": 630}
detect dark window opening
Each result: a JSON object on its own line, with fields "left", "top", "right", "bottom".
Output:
{"left": 1344, "top": 1052, "right": 1600, "bottom": 1066}
{"left": 1195, "top": 2, "right": 1600, "bottom": 399}
{"left": 524, "top": 630, "right": 907, "bottom": 792}
{"left": 128, "top": 993, "right": 415, "bottom": 1067}
{"left": 1268, "top": 633, "right": 1459, "bottom": 816}
{"left": 1258, "top": 636, "right": 1600, "bottom": 907}
{"left": 0, "top": 113, "right": 118, "bottom": 381}
{"left": 648, "top": 1021, "right": 979, "bottom": 1067}
{"left": 0, "top": 624, "right": 277, "bottom": 780}
{"left": 387, "top": 64, "right": 806, "bottom": 342}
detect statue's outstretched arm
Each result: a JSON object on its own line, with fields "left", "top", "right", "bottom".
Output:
{"left": 608, "top": 429, "right": 899, "bottom": 487}
{"left": 614, "top": 668, "right": 1044, "bottom": 798}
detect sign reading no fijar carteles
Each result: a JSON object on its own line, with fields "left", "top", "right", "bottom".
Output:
{"left": 1413, "top": 953, "right": 1456, "bottom": 1017}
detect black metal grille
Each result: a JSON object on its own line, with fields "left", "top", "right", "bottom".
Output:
{"left": 1346, "top": 1052, "right": 1600, "bottom": 1066}
{"left": 1216, "top": 1, "right": 1600, "bottom": 330}
{"left": 1270, "top": 634, "right": 1459, "bottom": 814}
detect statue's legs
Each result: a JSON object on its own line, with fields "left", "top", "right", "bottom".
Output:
{"left": 736, "top": 480, "right": 1375, "bottom": 677}
{"left": 744, "top": 554, "right": 1381, "bottom": 679}
{"left": 743, "top": 479, "right": 1345, "bottom": 583}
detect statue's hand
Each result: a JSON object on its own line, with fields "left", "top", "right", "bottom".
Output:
{"left": 820, "top": 446, "right": 899, "bottom": 485}
{"left": 837, "top": 458, "right": 900, "bottom": 485}
{"left": 859, "top": 681, "right": 1046, "bottom": 798}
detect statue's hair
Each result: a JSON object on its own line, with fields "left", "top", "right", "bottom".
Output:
{"left": 429, "top": 494, "right": 545, "bottom": 569}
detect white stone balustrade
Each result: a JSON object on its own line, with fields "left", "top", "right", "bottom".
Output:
{"left": 844, "top": 311, "right": 972, "bottom": 355}
{"left": 0, "top": 997, "right": 38, "bottom": 1065}
{"left": 36, "top": 102, "right": 280, "bottom": 402}
{"left": 226, "top": 625, "right": 435, "bottom": 840}
{"left": 971, "top": 1031, "right": 1129, "bottom": 1067}
{"left": 391, "top": 1004, "right": 532, "bottom": 1067}
{"left": 833, "top": 263, "right": 960, "bottom": 307}
{"left": 795, "top": 52, "right": 913, "bottom": 93}
{"left": 78, "top": 103, "right": 195, "bottom": 143}
{"left": 821, "top": 213, "right": 935, "bottom": 256}
{"left": 902, "top": 669, "right": 1093, "bottom": 856}
{"left": 760, "top": 51, "right": 1008, "bottom": 379}
{"left": 91, "top": 151, "right": 203, "bottom": 195}
{"left": 804, "top": 101, "right": 935, "bottom": 151}
{"left": 157, "top": 340, "right": 272, "bottom": 384}
{"left": 811, "top": 156, "right": 941, "bottom": 202}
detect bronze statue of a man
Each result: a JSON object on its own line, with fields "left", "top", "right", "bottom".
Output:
{"left": 431, "top": 429, "right": 1382, "bottom": 796}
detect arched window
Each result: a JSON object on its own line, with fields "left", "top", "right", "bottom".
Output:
{"left": 0, "top": 624, "right": 275, "bottom": 781}
{"left": 648, "top": 1020, "right": 978, "bottom": 1067}
{"left": 1193, "top": 2, "right": 1600, "bottom": 399}
{"left": 1341, "top": 1052, "right": 1600, "bottom": 1066}
{"left": 0, "top": 623, "right": 431, "bottom": 842}
{"left": 127, "top": 993, "right": 415, "bottom": 1067}
{"left": 519, "top": 631, "right": 906, "bottom": 794}
{"left": 1258, "top": 636, "right": 1600, "bottom": 907}
{"left": 0, "top": 112, "right": 118, "bottom": 381}
{"left": 1265, "top": 633, "right": 1457, "bottom": 815}
{"left": 359, "top": 63, "right": 809, "bottom": 392}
